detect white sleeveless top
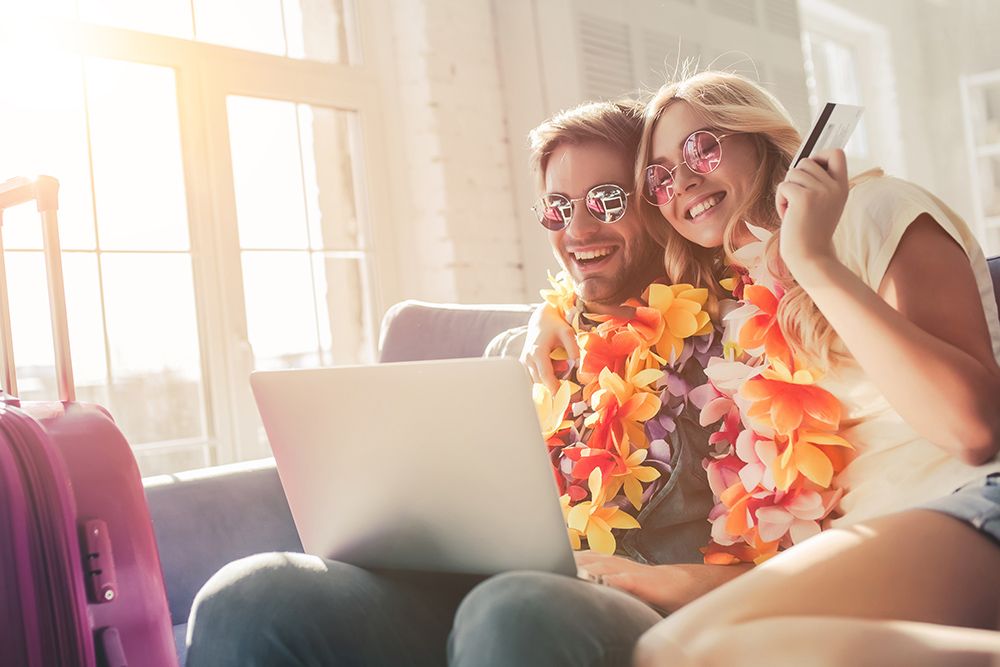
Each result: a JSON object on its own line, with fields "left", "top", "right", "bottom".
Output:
{"left": 815, "top": 176, "right": 1000, "bottom": 527}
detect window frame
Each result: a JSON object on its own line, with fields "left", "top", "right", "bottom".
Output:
{"left": 0, "top": 10, "right": 399, "bottom": 470}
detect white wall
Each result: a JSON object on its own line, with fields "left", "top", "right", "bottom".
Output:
{"left": 371, "top": 0, "right": 528, "bottom": 306}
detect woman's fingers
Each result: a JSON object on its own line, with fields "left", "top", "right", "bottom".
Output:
{"left": 535, "top": 350, "right": 559, "bottom": 393}
{"left": 559, "top": 328, "right": 580, "bottom": 360}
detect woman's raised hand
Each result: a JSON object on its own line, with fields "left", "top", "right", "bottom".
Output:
{"left": 775, "top": 148, "right": 850, "bottom": 277}
{"left": 520, "top": 303, "right": 579, "bottom": 392}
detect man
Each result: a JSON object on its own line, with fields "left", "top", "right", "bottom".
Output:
{"left": 186, "top": 100, "right": 718, "bottom": 667}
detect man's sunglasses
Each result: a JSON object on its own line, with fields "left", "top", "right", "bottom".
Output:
{"left": 642, "top": 130, "right": 737, "bottom": 206}
{"left": 531, "top": 183, "right": 631, "bottom": 231}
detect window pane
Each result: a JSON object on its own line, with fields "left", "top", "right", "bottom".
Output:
{"left": 241, "top": 251, "right": 322, "bottom": 369}
{"left": 0, "top": 51, "right": 96, "bottom": 251}
{"left": 101, "top": 253, "right": 205, "bottom": 444}
{"left": 300, "top": 106, "right": 362, "bottom": 250}
{"left": 312, "top": 254, "right": 373, "bottom": 365}
{"left": 194, "top": 0, "right": 285, "bottom": 55}
{"left": 980, "top": 156, "right": 1000, "bottom": 219}
{"left": 86, "top": 59, "right": 190, "bottom": 251}
{"left": 78, "top": 0, "right": 193, "bottom": 39}
{"left": 228, "top": 97, "right": 309, "bottom": 249}
{"left": 970, "top": 82, "right": 1000, "bottom": 146}
{"left": 0, "top": 0, "right": 77, "bottom": 20}
{"left": 283, "top": 0, "right": 353, "bottom": 64}
{"left": 2, "top": 252, "right": 107, "bottom": 401}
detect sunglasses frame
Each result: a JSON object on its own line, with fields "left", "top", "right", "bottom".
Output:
{"left": 642, "top": 130, "right": 737, "bottom": 206}
{"left": 531, "top": 183, "right": 632, "bottom": 231}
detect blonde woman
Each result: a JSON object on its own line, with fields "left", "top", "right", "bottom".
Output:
{"left": 525, "top": 71, "right": 1000, "bottom": 665}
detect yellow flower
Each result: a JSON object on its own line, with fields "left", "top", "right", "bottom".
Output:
{"left": 585, "top": 368, "right": 661, "bottom": 447}
{"left": 540, "top": 270, "right": 577, "bottom": 319}
{"left": 533, "top": 379, "right": 579, "bottom": 440}
{"left": 566, "top": 468, "right": 641, "bottom": 554}
{"left": 604, "top": 431, "right": 662, "bottom": 510}
{"left": 646, "top": 283, "right": 713, "bottom": 362}
{"left": 560, "top": 494, "right": 584, "bottom": 549}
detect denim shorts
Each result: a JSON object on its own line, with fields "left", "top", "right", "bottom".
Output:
{"left": 920, "top": 473, "right": 1000, "bottom": 546}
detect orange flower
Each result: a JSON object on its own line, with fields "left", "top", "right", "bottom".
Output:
{"left": 741, "top": 359, "right": 841, "bottom": 436}
{"left": 737, "top": 284, "right": 791, "bottom": 365}
{"left": 577, "top": 329, "right": 642, "bottom": 385}
{"left": 771, "top": 430, "right": 853, "bottom": 490}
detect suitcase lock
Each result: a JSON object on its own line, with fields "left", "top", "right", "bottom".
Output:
{"left": 83, "top": 519, "right": 119, "bottom": 604}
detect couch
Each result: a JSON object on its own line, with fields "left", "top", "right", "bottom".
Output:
{"left": 148, "top": 257, "right": 1000, "bottom": 664}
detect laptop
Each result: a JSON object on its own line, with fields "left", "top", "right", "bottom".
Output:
{"left": 250, "top": 357, "right": 578, "bottom": 577}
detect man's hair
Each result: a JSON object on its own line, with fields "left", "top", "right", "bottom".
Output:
{"left": 527, "top": 99, "right": 645, "bottom": 192}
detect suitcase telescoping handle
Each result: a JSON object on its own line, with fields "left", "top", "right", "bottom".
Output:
{"left": 0, "top": 175, "right": 76, "bottom": 402}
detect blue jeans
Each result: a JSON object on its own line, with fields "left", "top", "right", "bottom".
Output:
{"left": 185, "top": 552, "right": 663, "bottom": 666}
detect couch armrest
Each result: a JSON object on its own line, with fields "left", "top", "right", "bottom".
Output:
{"left": 145, "top": 459, "right": 302, "bottom": 627}
{"left": 378, "top": 300, "right": 534, "bottom": 363}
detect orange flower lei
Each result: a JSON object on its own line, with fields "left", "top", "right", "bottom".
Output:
{"left": 694, "top": 269, "right": 854, "bottom": 565}
{"left": 532, "top": 272, "right": 715, "bottom": 554}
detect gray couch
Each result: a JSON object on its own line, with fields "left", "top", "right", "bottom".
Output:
{"left": 145, "top": 300, "right": 533, "bottom": 663}
{"left": 148, "top": 256, "right": 1000, "bottom": 664}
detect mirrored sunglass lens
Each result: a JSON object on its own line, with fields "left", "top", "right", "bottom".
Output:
{"left": 684, "top": 131, "right": 722, "bottom": 173}
{"left": 537, "top": 195, "right": 571, "bottom": 230}
{"left": 644, "top": 165, "right": 673, "bottom": 205}
{"left": 586, "top": 185, "right": 627, "bottom": 222}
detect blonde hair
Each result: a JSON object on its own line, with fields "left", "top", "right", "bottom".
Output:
{"left": 636, "top": 71, "right": 851, "bottom": 367}
{"left": 529, "top": 99, "right": 646, "bottom": 193}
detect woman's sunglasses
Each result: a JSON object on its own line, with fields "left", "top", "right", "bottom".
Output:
{"left": 532, "top": 183, "right": 630, "bottom": 231}
{"left": 642, "top": 130, "right": 737, "bottom": 206}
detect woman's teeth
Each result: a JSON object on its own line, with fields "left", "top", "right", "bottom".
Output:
{"left": 573, "top": 247, "right": 613, "bottom": 261}
{"left": 688, "top": 194, "right": 723, "bottom": 219}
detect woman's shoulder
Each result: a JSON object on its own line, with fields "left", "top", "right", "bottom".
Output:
{"left": 844, "top": 173, "right": 928, "bottom": 216}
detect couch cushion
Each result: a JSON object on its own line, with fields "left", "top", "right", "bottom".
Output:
{"left": 378, "top": 300, "right": 533, "bottom": 363}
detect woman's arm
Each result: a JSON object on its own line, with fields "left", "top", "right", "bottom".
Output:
{"left": 777, "top": 150, "right": 1000, "bottom": 465}
{"left": 520, "top": 302, "right": 579, "bottom": 392}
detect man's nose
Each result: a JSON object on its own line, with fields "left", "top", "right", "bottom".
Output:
{"left": 565, "top": 203, "right": 601, "bottom": 238}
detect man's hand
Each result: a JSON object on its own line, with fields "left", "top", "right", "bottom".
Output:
{"left": 520, "top": 303, "right": 579, "bottom": 392}
{"left": 575, "top": 551, "right": 750, "bottom": 614}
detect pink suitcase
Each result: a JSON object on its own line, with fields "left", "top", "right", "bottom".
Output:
{"left": 0, "top": 176, "right": 177, "bottom": 667}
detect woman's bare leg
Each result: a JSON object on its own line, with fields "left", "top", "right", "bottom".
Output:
{"left": 637, "top": 617, "right": 1000, "bottom": 667}
{"left": 634, "top": 510, "right": 1000, "bottom": 665}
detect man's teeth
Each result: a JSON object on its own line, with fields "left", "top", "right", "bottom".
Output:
{"left": 573, "top": 248, "right": 613, "bottom": 261}
{"left": 689, "top": 195, "right": 722, "bottom": 219}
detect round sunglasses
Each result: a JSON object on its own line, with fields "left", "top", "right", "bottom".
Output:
{"left": 642, "top": 130, "right": 738, "bottom": 206}
{"left": 532, "top": 183, "right": 631, "bottom": 231}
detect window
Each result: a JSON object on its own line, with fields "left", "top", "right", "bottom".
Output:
{"left": 0, "top": 1, "right": 388, "bottom": 475}
{"left": 799, "top": 0, "right": 904, "bottom": 175}
{"left": 961, "top": 71, "right": 1000, "bottom": 257}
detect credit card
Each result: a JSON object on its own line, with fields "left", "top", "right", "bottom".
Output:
{"left": 790, "top": 102, "right": 864, "bottom": 168}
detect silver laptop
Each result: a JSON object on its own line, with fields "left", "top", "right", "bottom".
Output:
{"left": 250, "top": 357, "right": 577, "bottom": 577}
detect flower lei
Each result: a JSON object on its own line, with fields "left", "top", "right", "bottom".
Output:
{"left": 693, "top": 224, "right": 854, "bottom": 565}
{"left": 532, "top": 271, "right": 717, "bottom": 554}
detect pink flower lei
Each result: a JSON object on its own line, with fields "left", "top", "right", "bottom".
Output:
{"left": 694, "top": 227, "right": 854, "bottom": 565}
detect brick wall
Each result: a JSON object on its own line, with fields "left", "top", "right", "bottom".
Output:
{"left": 379, "top": 0, "right": 528, "bottom": 305}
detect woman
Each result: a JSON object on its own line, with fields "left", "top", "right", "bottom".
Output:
{"left": 525, "top": 71, "right": 1000, "bottom": 665}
